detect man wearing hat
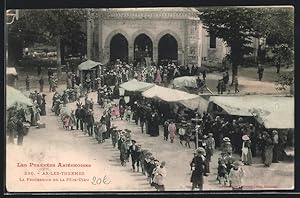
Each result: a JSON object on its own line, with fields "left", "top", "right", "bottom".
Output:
{"left": 95, "top": 77, "right": 101, "bottom": 91}
{"left": 40, "top": 94, "right": 47, "bottom": 116}
{"left": 178, "top": 121, "right": 187, "bottom": 145}
{"left": 97, "top": 88, "right": 104, "bottom": 106}
{"left": 147, "top": 157, "right": 156, "bottom": 184}
{"left": 111, "top": 125, "right": 118, "bottom": 148}
{"left": 16, "top": 116, "right": 25, "bottom": 146}
{"left": 94, "top": 121, "right": 102, "bottom": 143}
{"left": 185, "top": 122, "right": 193, "bottom": 148}
{"left": 139, "top": 149, "right": 150, "bottom": 175}
{"left": 119, "top": 96, "right": 126, "bottom": 120}
{"left": 129, "top": 140, "right": 140, "bottom": 172}
{"left": 190, "top": 147, "right": 206, "bottom": 191}
{"left": 7, "top": 116, "right": 15, "bottom": 144}
{"left": 202, "top": 135, "right": 211, "bottom": 176}
{"left": 228, "top": 161, "right": 245, "bottom": 190}
{"left": 39, "top": 77, "right": 44, "bottom": 92}
{"left": 206, "top": 133, "right": 216, "bottom": 156}
{"left": 119, "top": 136, "right": 128, "bottom": 166}
{"left": 163, "top": 120, "right": 170, "bottom": 141}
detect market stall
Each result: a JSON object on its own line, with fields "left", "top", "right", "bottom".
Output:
{"left": 78, "top": 60, "right": 103, "bottom": 91}
{"left": 6, "top": 85, "right": 33, "bottom": 110}
{"left": 208, "top": 95, "right": 294, "bottom": 129}
{"left": 172, "top": 76, "right": 198, "bottom": 88}
{"left": 172, "top": 76, "right": 214, "bottom": 95}
{"left": 208, "top": 95, "right": 295, "bottom": 155}
{"left": 6, "top": 67, "right": 18, "bottom": 87}
{"left": 6, "top": 86, "right": 33, "bottom": 135}
{"left": 142, "top": 85, "right": 205, "bottom": 111}
{"left": 119, "top": 79, "right": 155, "bottom": 102}
{"left": 120, "top": 79, "right": 154, "bottom": 92}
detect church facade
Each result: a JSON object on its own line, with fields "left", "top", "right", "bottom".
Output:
{"left": 86, "top": 8, "right": 228, "bottom": 66}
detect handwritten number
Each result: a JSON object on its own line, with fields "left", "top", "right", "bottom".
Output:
{"left": 91, "top": 176, "right": 111, "bottom": 185}
{"left": 91, "top": 176, "right": 97, "bottom": 185}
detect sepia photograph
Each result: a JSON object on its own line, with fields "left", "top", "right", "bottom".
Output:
{"left": 5, "top": 6, "right": 295, "bottom": 192}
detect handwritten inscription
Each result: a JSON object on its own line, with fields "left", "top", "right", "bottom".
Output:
{"left": 91, "top": 176, "right": 111, "bottom": 185}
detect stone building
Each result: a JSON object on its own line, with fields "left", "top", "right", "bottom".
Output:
{"left": 86, "top": 8, "right": 228, "bottom": 66}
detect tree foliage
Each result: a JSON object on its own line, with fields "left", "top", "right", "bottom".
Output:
{"left": 275, "top": 71, "right": 294, "bottom": 93}
{"left": 8, "top": 9, "right": 89, "bottom": 67}
{"left": 9, "top": 9, "right": 88, "bottom": 45}
{"left": 199, "top": 7, "right": 258, "bottom": 78}
{"left": 253, "top": 7, "right": 294, "bottom": 48}
{"left": 198, "top": 7, "right": 294, "bottom": 79}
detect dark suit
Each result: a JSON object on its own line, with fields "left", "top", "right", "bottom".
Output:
{"left": 16, "top": 119, "right": 24, "bottom": 145}
{"left": 80, "top": 108, "right": 87, "bottom": 131}
{"left": 129, "top": 144, "right": 140, "bottom": 171}
{"left": 190, "top": 155, "right": 205, "bottom": 190}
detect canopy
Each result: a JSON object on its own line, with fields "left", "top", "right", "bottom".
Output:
{"left": 142, "top": 85, "right": 201, "bottom": 110}
{"left": 196, "top": 97, "right": 210, "bottom": 114}
{"left": 172, "top": 76, "right": 198, "bottom": 88}
{"left": 120, "top": 79, "right": 154, "bottom": 92}
{"left": 78, "top": 60, "right": 102, "bottom": 71}
{"left": 6, "top": 67, "right": 17, "bottom": 76}
{"left": 6, "top": 86, "right": 33, "bottom": 110}
{"left": 209, "top": 95, "right": 294, "bottom": 129}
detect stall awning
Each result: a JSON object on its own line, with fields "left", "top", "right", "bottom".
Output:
{"left": 172, "top": 76, "right": 198, "bottom": 88}
{"left": 6, "top": 67, "right": 18, "bottom": 76}
{"left": 78, "top": 60, "right": 102, "bottom": 71}
{"left": 6, "top": 86, "right": 33, "bottom": 110}
{"left": 142, "top": 85, "right": 201, "bottom": 110}
{"left": 209, "top": 95, "right": 294, "bottom": 129}
{"left": 209, "top": 96, "right": 251, "bottom": 116}
{"left": 120, "top": 79, "right": 154, "bottom": 92}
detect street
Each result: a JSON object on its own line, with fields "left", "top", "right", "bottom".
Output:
{"left": 5, "top": 6, "right": 294, "bottom": 193}
{"left": 6, "top": 84, "right": 294, "bottom": 191}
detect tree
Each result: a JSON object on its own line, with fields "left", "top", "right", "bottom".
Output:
{"left": 198, "top": 7, "right": 294, "bottom": 83}
{"left": 275, "top": 71, "right": 294, "bottom": 95}
{"left": 253, "top": 7, "right": 294, "bottom": 48}
{"left": 199, "top": 7, "right": 258, "bottom": 84}
{"left": 8, "top": 9, "right": 88, "bottom": 75}
{"left": 252, "top": 7, "right": 294, "bottom": 73}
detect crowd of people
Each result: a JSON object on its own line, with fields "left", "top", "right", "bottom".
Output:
{"left": 6, "top": 105, "right": 28, "bottom": 146}
{"left": 72, "top": 59, "right": 209, "bottom": 93}
{"left": 6, "top": 90, "right": 47, "bottom": 145}
{"left": 50, "top": 89, "right": 168, "bottom": 191}
{"left": 9, "top": 58, "right": 288, "bottom": 191}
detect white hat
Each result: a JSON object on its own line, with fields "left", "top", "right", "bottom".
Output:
{"left": 242, "top": 135, "right": 250, "bottom": 141}
{"left": 223, "top": 137, "right": 230, "bottom": 142}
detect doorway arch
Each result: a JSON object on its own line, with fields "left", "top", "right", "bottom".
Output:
{"left": 110, "top": 33, "right": 128, "bottom": 63}
{"left": 158, "top": 34, "right": 178, "bottom": 65}
{"left": 134, "top": 34, "right": 153, "bottom": 64}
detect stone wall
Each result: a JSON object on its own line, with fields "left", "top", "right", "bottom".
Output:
{"left": 99, "top": 19, "right": 201, "bottom": 64}
{"left": 99, "top": 19, "right": 187, "bottom": 65}
{"left": 201, "top": 28, "right": 228, "bottom": 67}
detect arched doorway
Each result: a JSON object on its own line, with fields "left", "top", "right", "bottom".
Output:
{"left": 134, "top": 34, "right": 153, "bottom": 66}
{"left": 110, "top": 33, "right": 128, "bottom": 63}
{"left": 158, "top": 34, "right": 178, "bottom": 65}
